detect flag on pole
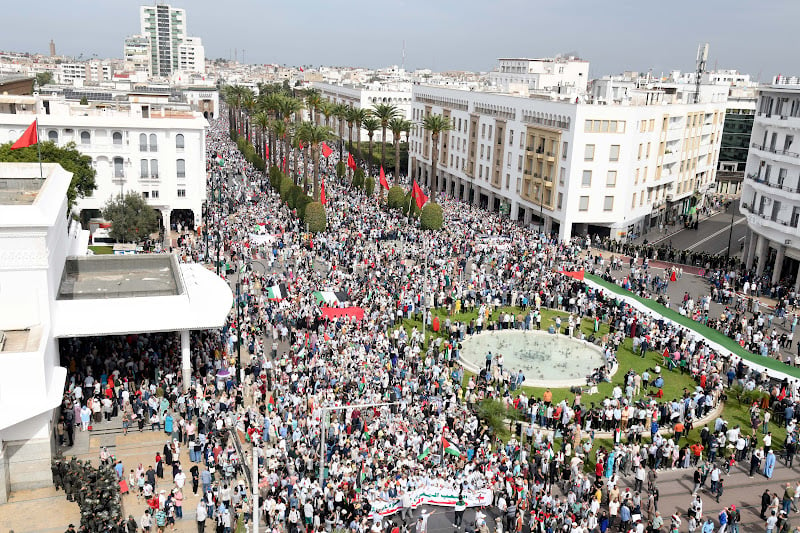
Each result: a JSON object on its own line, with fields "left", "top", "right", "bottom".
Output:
{"left": 442, "top": 437, "right": 461, "bottom": 457}
{"left": 282, "top": 156, "right": 287, "bottom": 173}
{"left": 379, "top": 166, "right": 390, "bottom": 191}
{"left": 265, "top": 144, "right": 269, "bottom": 159}
{"left": 347, "top": 153, "right": 356, "bottom": 170}
{"left": 411, "top": 180, "right": 428, "bottom": 210}
{"left": 417, "top": 447, "right": 431, "bottom": 461}
{"left": 321, "top": 142, "right": 333, "bottom": 158}
{"left": 11, "top": 119, "right": 38, "bottom": 150}
{"left": 320, "top": 181, "right": 327, "bottom": 205}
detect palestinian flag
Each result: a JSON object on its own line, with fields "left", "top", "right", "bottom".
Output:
{"left": 266, "top": 284, "right": 288, "bottom": 300}
{"left": 442, "top": 437, "right": 461, "bottom": 457}
{"left": 313, "top": 290, "right": 349, "bottom": 306}
{"left": 417, "top": 447, "right": 431, "bottom": 461}
{"left": 215, "top": 154, "right": 224, "bottom": 167}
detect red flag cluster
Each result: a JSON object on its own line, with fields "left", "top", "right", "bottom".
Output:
{"left": 321, "top": 142, "right": 333, "bottom": 158}
{"left": 379, "top": 167, "right": 389, "bottom": 191}
{"left": 347, "top": 153, "right": 356, "bottom": 170}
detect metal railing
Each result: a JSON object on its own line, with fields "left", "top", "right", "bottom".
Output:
{"left": 751, "top": 142, "right": 800, "bottom": 159}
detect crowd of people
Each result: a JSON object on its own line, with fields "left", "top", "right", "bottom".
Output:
{"left": 54, "top": 105, "right": 800, "bottom": 533}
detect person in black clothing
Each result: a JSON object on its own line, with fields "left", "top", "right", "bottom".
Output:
{"left": 190, "top": 464, "right": 200, "bottom": 494}
{"left": 762, "top": 488, "right": 773, "bottom": 519}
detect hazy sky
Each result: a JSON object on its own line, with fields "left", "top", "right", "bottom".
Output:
{"left": 5, "top": 0, "right": 799, "bottom": 80}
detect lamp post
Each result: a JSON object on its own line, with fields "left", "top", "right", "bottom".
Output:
{"left": 215, "top": 230, "right": 221, "bottom": 276}
{"left": 725, "top": 199, "right": 736, "bottom": 261}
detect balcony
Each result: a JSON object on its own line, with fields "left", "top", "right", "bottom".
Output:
{"left": 751, "top": 142, "right": 800, "bottom": 160}
{"left": 746, "top": 173, "right": 800, "bottom": 194}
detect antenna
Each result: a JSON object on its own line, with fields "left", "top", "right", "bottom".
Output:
{"left": 402, "top": 40, "right": 406, "bottom": 71}
{"left": 694, "top": 43, "right": 708, "bottom": 104}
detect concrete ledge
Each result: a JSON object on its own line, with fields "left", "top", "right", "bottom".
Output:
{"left": 5, "top": 438, "right": 52, "bottom": 492}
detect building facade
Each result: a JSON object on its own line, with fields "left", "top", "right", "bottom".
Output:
{"left": 178, "top": 37, "right": 205, "bottom": 76}
{"left": 741, "top": 79, "right": 800, "bottom": 289}
{"left": 408, "top": 84, "right": 727, "bottom": 240}
{"left": 488, "top": 57, "right": 589, "bottom": 98}
{"left": 0, "top": 94, "right": 208, "bottom": 232}
{"left": 123, "top": 35, "right": 152, "bottom": 79}
{"left": 140, "top": 4, "right": 193, "bottom": 77}
{"left": 716, "top": 86, "right": 757, "bottom": 197}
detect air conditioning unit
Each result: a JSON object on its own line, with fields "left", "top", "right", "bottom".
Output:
{"left": 665, "top": 194, "right": 674, "bottom": 201}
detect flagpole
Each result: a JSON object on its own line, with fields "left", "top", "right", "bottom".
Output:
{"left": 34, "top": 83, "right": 43, "bottom": 180}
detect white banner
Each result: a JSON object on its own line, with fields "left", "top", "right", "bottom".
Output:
{"left": 369, "top": 486, "right": 493, "bottom": 516}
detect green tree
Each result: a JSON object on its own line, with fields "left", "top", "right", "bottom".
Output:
{"left": 372, "top": 104, "right": 399, "bottom": 176}
{"left": 351, "top": 108, "right": 369, "bottom": 166}
{"left": 387, "top": 186, "right": 405, "bottom": 209}
{"left": 335, "top": 161, "right": 346, "bottom": 179}
{"left": 304, "top": 202, "right": 327, "bottom": 233}
{"left": 362, "top": 115, "right": 380, "bottom": 174}
{"left": 421, "top": 113, "right": 453, "bottom": 204}
{"left": 304, "top": 88, "right": 322, "bottom": 124}
{"left": 298, "top": 122, "right": 334, "bottom": 201}
{"left": 101, "top": 192, "right": 159, "bottom": 243}
{"left": 79, "top": 96, "right": 89, "bottom": 105}
{"left": 352, "top": 168, "right": 365, "bottom": 190}
{"left": 388, "top": 117, "right": 412, "bottom": 185}
{"left": 0, "top": 140, "right": 96, "bottom": 210}
{"left": 420, "top": 202, "right": 443, "bottom": 230}
{"left": 364, "top": 177, "right": 375, "bottom": 197}
{"left": 35, "top": 72, "right": 54, "bottom": 87}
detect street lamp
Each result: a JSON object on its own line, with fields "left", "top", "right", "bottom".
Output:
{"left": 725, "top": 199, "right": 736, "bottom": 261}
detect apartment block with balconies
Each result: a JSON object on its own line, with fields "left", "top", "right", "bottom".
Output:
{"left": 741, "top": 78, "right": 800, "bottom": 290}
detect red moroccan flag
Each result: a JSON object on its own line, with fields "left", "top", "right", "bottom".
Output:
{"left": 411, "top": 180, "right": 428, "bottom": 210}
{"left": 379, "top": 167, "right": 389, "bottom": 191}
{"left": 320, "top": 181, "right": 327, "bottom": 205}
{"left": 282, "top": 156, "right": 287, "bottom": 173}
{"left": 321, "top": 142, "right": 332, "bottom": 158}
{"left": 265, "top": 144, "right": 269, "bottom": 158}
{"left": 11, "top": 119, "right": 38, "bottom": 150}
{"left": 347, "top": 153, "right": 356, "bottom": 170}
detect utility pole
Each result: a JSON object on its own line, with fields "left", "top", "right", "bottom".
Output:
{"left": 725, "top": 200, "right": 736, "bottom": 260}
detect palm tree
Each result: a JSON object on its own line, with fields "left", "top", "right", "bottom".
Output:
{"left": 362, "top": 116, "right": 380, "bottom": 174}
{"left": 253, "top": 111, "right": 270, "bottom": 160}
{"left": 271, "top": 120, "right": 288, "bottom": 170}
{"left": 352, "top": 108, "right": 369, "bottom": 166}
{"left": 318, "top": 100, "right": 334, "bottom": 129}
{"left": 372, "top": 103, "right": 400, "bottom": 175}
{"left": 332, "top": 103, "right": 348, "bottom": 161}
{"left": 345, "top": 106, "right": 358, "bottom": 155}
{"left": 277, "top": 97, "right": 304, "bottom": 174}
{"left": 298, "top": 122, "right": 334, "bottom": 201}
{"left": 258, "top": 93, "right": 282, "bottom": 166}
{"left": 304, "top": 88, "right": 322, "bottom": 124}
{"left": 421, "top": 114, "right": 452, "bottom": 204}
{"left": 241, "top": 90, "right": 256, "bottom": 141}
{"left": 388, "top": 117, "right": 411, "bottom": 185}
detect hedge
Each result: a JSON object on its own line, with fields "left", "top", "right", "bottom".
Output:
{"left": 288, "top": 185, "right": 304, "bottom": 209}
{"left": 403, "top": 191, "right": 422, "bottom": 218}
{"left": 387, "top": 186, "right": 406, "bottom": 209}
{"left": 420, "top": 202, "right": 443, "bottom": 230}
{"left": 233, "top": 132, "right": 266, "bottom": 172}
{"left": 352, "top": 168, "right": 365, "bottom": 189}
{"left": 336, "top": 161, "right": 346, "bottom": 179}
{"left": 364, "top": 177, "right": 375, "bottom": 197}
{"left": 304, "top": 202, "right": 327, "bottom": 233}
{"left": 279, "top": 176, "right": 294, "bottom": 201}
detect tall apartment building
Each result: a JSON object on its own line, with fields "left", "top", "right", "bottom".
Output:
{"left": 408, "top": 83, "right": 727, "bottom": 240}
{"left": 178, "top": 37, "right": 205, "bottom": 76}
{"left": 740, "top": 78, "right": 800, "bottom": 289}
{"left": 0, "top": 93, "right": 208, "bottom": 233}
{"left": 55, "top": 61, "right": 114, "bottom": 86}
{"left": 123, "top": 34, "right": 152, "bottom": 78}
{"left": 138, "top": 4, "right": 203, "bottom": 78}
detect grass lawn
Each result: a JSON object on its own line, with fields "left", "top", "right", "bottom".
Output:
{"left": 397, "top": 304, "right": 787, "bottom": 469}
{"left": 88, "top": 245, "right": 114, "bottom": 254}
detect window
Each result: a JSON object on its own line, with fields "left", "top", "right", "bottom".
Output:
{"left": 139, "top": 133, "right": 147, "bottom": 151}
{"left": 609, "top": 145, "right": 620, "bottom": 161}
{"left": 606, "top": 171, "right": 617, "bottom": 187}
{"left": 508, "top": 130, "right": 514, "bottom": 146}
{"left": 149, "top": 133, "right": 157, "bottom": 152}
{"left": 151, "top": 190, "right": 159, "bottom": 199}
{"left": 140, "top": 159, "right": 149, "bottom": 178}
{"left": 113, "top": 157, "right": 124, "bottom": 178}
{"left": 176, "top": 159, "right": 185, "bottom": 178}
{"left": 177, "top": 189, "right": 186, "bottom": 198}
{"left": 142, "top": 191, "right": 149, "bottom": 199}
{"left": 112, "top": 131, "right": 123, "bottom": 145}
{"left": 557, "top": 192, "right": 563, "bottom": 209}
{"left": 560, "top": 167, "right": 566, "bottom": 186}
{"left": 579, "top": 196, "right": 589, "bottom": 211}
{"left": 175, "top": 133, "right": 185, "bottom": 150}
{"left": 562, "top": 142, "right": 568, "bottom": 159}
{"left": 584, "top": 144, "right": 595, "bottom": 161}
{"left": 150, "top": 159, "right": 159, "bottom": 179}
{"left": 80, "top": 131, "right": 90, "bottom": 145}
{"left": 604, "top": 196, "right": 614, "bottom": 211}
{"left": 631, "top": 193, "right": 636, "bottom": 207}
{"left": 505, "top": 174, "right": 510, "bottom": 189}
{"left": 48, "top": 130, "right": 58, "bottom": 143}
{"left": 582, "top": 170, "right": 592, "bottom": 187}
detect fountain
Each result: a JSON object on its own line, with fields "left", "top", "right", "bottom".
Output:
{"left": 459, "top": 329, "right": 612, "bottom": 388}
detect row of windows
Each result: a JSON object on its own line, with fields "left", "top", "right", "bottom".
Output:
{"left": 584, "top": 144, "right": 620, "bottom": 161}
{"left": 138, "top": 190, "right": 187, "bottom": 199}
{"left": 45, "top": 130, "right": 185, "bottom": 150}
{"left": 584, "top": 120, "right": 626, "bottom": 134}
{"left": 581, "top": 170, "right": 617, "bottom": 187}
{"left": 139, "top": 159, "right": 186, "bottom": 178}
{"left": 578, "top": 195, "right": 614, "bottom": 211}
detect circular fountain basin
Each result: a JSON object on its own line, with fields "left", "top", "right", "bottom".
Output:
{"left": 459, "top": 329, "right": 613, "bottom": 388}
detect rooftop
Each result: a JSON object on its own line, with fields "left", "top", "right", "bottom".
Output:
{"left": 0, "top": 176, "right": 46, "bottom": 205}
{"left": 57, "top": 254, "right": 183, "bottom": 300}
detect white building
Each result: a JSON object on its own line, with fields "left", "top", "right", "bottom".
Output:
{"left": 489, "top": 57, "right": 589, "bottom": 99}
{"left": 178, "top": 37, "right": 205, "bottom": 76}
{"left": 313, "top": 82, "right": 413, "bottom": 143}
{"left": 409, "top": 83, "right": 727, "bottom": 240}
{"left": 0, "top": 162, "right": 231, "bottom": 502}
{"left": 55, "top": 61, "right": 114, "bottom": 87}
{"left": 741, "top": 78, "right": 800, "bottom": 289}
{"left": 0, "top": 93, "right": 208, "bottom": 232}
{"left": 123, "top": 34, "right": 152, "bottom": 80}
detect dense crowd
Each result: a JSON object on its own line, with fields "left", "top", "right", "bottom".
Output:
{"left": 54, "top": 106, "right": 800, "bottom": 533}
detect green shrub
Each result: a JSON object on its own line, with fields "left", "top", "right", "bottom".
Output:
{"left": 364, "top": 177, "right": 375, "bottom": 197}
{"left": 279, "top": 176, "right": 293, "bottom": 201}
{"left": 420, "top": 202, "right": 443, "bottom": 230}
{"left": 296, "top": 194, "right": 312, "bottom": 219}
{"left": 288, "top": 185, "right": 304, "bottom": 209}
{"left": 269, "top": 166, "right": 283, "bottom": 190}
{"left": 335, "top": 161, "right": 346, "bottom": 179}
{"left": 476, "top": 399, "right": 523, "bottom": 441}
{"left": 387, "top": 186, "right": 405, "bottom": 209}
{"left": 304, "top": 202, "right": 327, "bottom": 233}
{"left": 352, "top": 168, "right": 365, "bottom": 189}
